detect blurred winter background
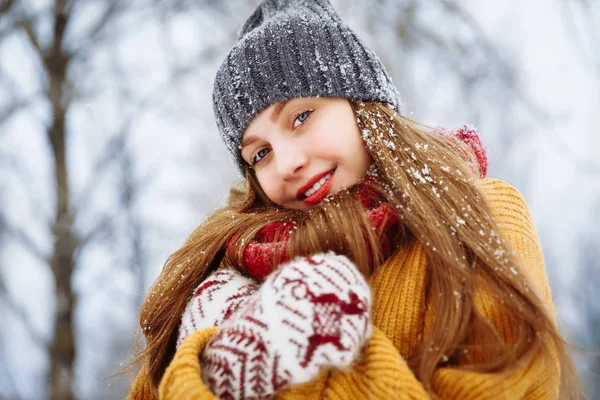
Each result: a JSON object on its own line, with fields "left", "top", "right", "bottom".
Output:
{"left": 0, "top": 0, "right": 598, "bottom": 398}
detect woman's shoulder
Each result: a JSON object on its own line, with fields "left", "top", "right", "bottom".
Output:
{"left": 478, "top": 178, "right": 538, "bottom": 243}
{"left": 479, "top": 177, "right": 530, "bottom": 214}
{"left": 478, "top": 178, "right": 555, "bottom": 310}
{"left": 479, "top": 177, "right": 525, "bottom": 199}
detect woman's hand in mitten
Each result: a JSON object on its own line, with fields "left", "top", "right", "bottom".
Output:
{"left": 201, "top": 252, "right": 372, "bottom": 400}
{"left": 177, "top": 268, "right": 260, "bottom": 348}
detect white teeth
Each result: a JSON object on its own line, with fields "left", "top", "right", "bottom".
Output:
{"left": 304, "top": 171, "right": 333, "bottom": 198}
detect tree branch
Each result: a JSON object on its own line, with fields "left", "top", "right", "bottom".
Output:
{"left": 0, "top": 20, "right": 18, "bottom": 44}
{"left": 433, "top": 0, "right": 600, "bottom": 175}
{"left": 1, "top": 217, "right": 48, "bottom": 265}
{"left": 81, "top": 0, "right": 123, "bottom": 43}
{"left": 78, "top": 211, "right": 117, "bottom": 249}
{"left": 16, "top": 17, "right": 41, "bottom": 56}
{"left": 70, "top": 1, "right": 156, "bottom": 62}
{"left": 72, "top": 32, "right": 223, "bottom": 214}
{"left": 0, "top": 0, "right": 15, "bottom": 14}
{"left": 0, "top": 97, "right": 33, "bottom": 128}
{"left": 71, "top": 124, "right": 131, "bottom": 215}
{"left": 0, "top": 275, "right": 49, "bottom": 351}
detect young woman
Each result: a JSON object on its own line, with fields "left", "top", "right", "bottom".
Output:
{"left": 127, "top": 0, "right": 581, "bottom": 398}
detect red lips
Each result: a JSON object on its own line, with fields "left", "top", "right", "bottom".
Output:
{"left": 296, "top": 169, "right": 335, "bottom": 206}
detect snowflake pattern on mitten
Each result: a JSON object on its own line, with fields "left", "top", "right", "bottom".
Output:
{"left": 200, "top": 253, "right": 372, "bottom": 400}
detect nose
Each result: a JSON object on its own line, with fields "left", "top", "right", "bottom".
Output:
{"left": 276, "top": 144, "right": 308, "bottom": 181}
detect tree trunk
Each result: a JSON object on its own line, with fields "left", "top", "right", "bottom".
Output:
{"left": 46, "top": 5, "right": 76, "bottom": 400}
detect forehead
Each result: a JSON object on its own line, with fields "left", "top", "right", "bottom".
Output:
{"left": 242, "top": 101, "right": 283, "bottom": 142}
{"left": 242, "top": 97, "right": 351, "bottom": 141}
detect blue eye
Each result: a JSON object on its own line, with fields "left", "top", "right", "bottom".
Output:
{"left": 251, "top": 147, "right": 271, "bottom": 166}
{"left": 293, "top": 109, "right": 313, "bottom": 128}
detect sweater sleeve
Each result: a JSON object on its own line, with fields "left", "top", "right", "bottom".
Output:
{"left": 160, "top": 325, "right": 430, "bottom": 400}
{"left": 428, "top": 178, "right": 560, "bottom": 399}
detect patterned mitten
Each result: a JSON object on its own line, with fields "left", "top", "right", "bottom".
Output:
{"left": 201, "top": 252, "right": 372, "bottom": 400}
{"left": 177, "top": 268, "right": 260, "bottom": 348}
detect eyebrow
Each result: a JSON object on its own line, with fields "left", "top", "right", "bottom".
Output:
{"left": 241, "top": 134, "right": 258, "bottom": 148}
{"left": 270, "top": 100, "right": 288, "bottom": 123}
{"left": 241, "top": 100, "right": 290, "bottom": 148}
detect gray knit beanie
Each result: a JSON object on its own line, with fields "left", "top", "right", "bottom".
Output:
{"left": 213, "top": 0, "right": 402, "bottom": 173}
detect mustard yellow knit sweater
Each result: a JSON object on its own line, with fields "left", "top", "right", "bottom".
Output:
{"left": 128, "top": 178, "right": 559, "bottom": 399}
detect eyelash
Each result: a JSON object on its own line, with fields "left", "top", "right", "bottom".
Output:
{"left": 250, "top": 109, "right": 314, "bottom": 167}
{"left": 293, "top": 109, "right": 313, "bottom": 128}
{"left": 251, "top": 148, "right": 271, "bottom": 166}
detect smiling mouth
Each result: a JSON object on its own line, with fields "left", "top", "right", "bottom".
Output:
{"left": 298, "top": 169, "right": 336, "bottom": 206}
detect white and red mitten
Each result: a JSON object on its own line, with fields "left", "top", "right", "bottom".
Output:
{"left": 201, "top": 252, "right": 372, "bottom": 400}
{"left": 177, "top": 268, "right": 260, "bottom": 348}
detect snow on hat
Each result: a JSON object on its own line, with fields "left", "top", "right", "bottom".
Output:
{"left": 213, "top": 0, "right": 402, "bottom": 174}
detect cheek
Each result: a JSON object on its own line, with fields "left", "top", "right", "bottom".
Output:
{"left": 256, "top": 172, "right": 284, "bottom": 203}
{"left": 339, "top": 135, "right": 372, "bottom": 182}
{"left": 336, "top": 126, "right": 371, "bottom": 164}
{"left": 307, "top": 121, "right": 370, "bottom": 165}
{"left": 353, "top": 139, "right": 372, "bottom": 170}
{"left": 304, "top": 126, "right": 346, "bottom": 158}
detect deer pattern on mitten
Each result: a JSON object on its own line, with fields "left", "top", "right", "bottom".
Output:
{"left": 200, "top": 253, "right": 372, "bottom": 400}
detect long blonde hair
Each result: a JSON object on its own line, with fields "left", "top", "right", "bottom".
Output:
{"left": 132, "top": 101, "right": 581, "bottom": 398}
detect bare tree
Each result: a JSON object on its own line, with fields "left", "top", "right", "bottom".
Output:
{"left": 0, "top": 0, "right": 238, "bottom": 398}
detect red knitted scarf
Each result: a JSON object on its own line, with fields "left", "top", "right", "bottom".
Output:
{"left": 241, "top": 191, "right": 401, "bottom": 281}
{"left": 238, "top": 126, "right": 487, "bottom": 282}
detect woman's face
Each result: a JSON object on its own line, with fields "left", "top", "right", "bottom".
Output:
{"left": 240, "top": 97, "right": 372, "bottom": 211}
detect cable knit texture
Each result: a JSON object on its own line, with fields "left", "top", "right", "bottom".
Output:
{"left": 127, "top": 178, "right": 559, "bottom": 399}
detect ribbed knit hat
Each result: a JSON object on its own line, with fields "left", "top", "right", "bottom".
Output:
{"left": 213, "top": 0, "right": 402, "bottom": 173}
